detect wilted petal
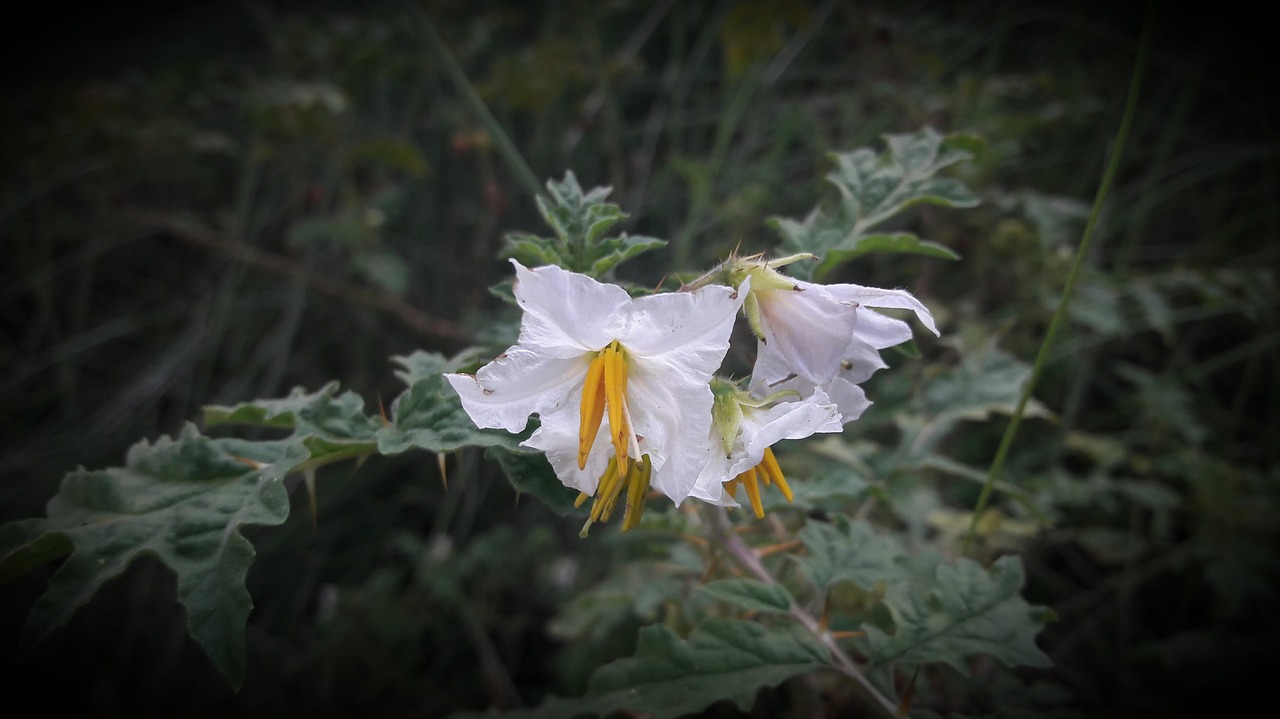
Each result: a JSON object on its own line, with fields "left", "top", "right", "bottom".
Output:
{"left": 690, "top": 389, "right": 840, "bottom": 506}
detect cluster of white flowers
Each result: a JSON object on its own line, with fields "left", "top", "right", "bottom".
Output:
{"left": 446, "top": 256, "right": 936, "bottom": 535}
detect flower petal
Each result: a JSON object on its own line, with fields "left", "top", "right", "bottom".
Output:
{"left": 523, "top": 404, "right": 613, "bottom": 495}
{"left": 851, "top": 309, "right": 916, "bottom": 350}
{"left": 825, "top": 283, "right": 939, "bottom": 337}
{"left": 620, "top": 280, "right": 746, "bottom": 383}
{"left": 626, "top": 366, "right": 716, "bottom": 503}
{"left": 729, "top": 389, "right": 841, "bottom": 476}
{"left": 756, "top": 281, "right": 858, "bottom": 385}
{"left": 688, "top": 450, "right": 738, "bottom": 507}
{"left": 821, "top": 376, "right": 873, "bottom": 424}
{"left": 445, "top": 347, "right": 588, "bottom": 433}
{"left": 512, "top": 260, "right": 633, "bottom": 357}
{"left": 838, "top": 338, "right": 890, "bottom": 384}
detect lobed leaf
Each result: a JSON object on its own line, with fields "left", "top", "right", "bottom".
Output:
{"left": 488, "top": 446, "right": 579, "bottom": 516}
{"left": 474, "top": 619, "right": 829, "bottom": 719}
{"left": 501, "top": 171, "right": 665, "bottom": 277}
{"left": 204, "top": 381, "right": 380, "bottom": 441}
{"left": 699, "top": 578, "right": 794, "bottom": 614}
{"left": 770, "top": 128, "right": 979, "bottom": 279}
{"left": 377, "top": 353, "right": 527, "bottom": 456}
{"left": 864, "top": 555, "right": 1054, "bottom": 678}
{"left": 10, "top": 425, "right": 293, "bottom": 688}
{"left": 796, "top": 515, "right": 906, "bottom": 592}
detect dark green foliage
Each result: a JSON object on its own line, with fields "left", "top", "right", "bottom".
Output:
{"left": 2, "top": 2, "right": 1275, "bottom": 719}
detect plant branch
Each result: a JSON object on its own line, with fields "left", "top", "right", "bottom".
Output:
{"left": 128, "top": 210, "right": 471, "bottom": 341}
{"left": 708, "top": 507, "right": 900, "bottom": 719}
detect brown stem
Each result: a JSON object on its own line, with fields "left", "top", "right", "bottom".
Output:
{"left": 128, "top": 210, "right": 471, "bottom": 341}
{"left": 707, "top": 507, "right": 900, "bottom": 719}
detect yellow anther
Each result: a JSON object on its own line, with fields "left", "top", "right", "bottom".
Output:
{"left": 580, "top": 454, "right": 653, "bottom": 537}
{"left": 760, "top": 447, "right": 793, "bottom": 503}
{"left": 577, "top": 352, "right": 608, "bottom": 469}
{"left": 581, "top": 458, "right": 621, "bottom": 536}
{"left": 603, "top": 341, "right": 631, "bottom": 477}
{"left": 739, "top": 466, "right": 764, "bottom": 518}
{"left": 622, "top": 455, "right": 652, "bottom": 531}
{"left": 723, "top": 480, "right": 738, "bottom": 499}
{"left": 721, "top": 447, "right": 793, "bottom": 518}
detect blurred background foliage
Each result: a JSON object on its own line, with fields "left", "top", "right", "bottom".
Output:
{"left": 2, "top": 0, "right": 1276, "bottom": 717}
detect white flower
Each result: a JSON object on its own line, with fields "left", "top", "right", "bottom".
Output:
{"left": 718, "top": 256, "right": 938, "bottom": 422}
{"left": 688, "top": 380, "right": 842, "bottom": 517}
{"left": 445, "top": 260, "right": 747, "bottom": 533}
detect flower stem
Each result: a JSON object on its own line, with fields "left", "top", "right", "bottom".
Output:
{"left": 962, "top": 2, "right": 1154, "bottom": 556}
{"left": 707, "top": 507, "right": 899, "bottom": 719}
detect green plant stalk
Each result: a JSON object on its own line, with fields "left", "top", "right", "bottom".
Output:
{"left": 409, "top": 4, "right": 545, "bottom": 202}
{"left": 963, "top": 4, "right": 1154, "bottom": 555}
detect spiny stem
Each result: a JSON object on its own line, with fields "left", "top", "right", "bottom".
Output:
{"left": 963, "top": 1, "right": 1154, "bottom": 555}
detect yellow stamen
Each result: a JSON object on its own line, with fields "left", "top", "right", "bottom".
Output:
{"left": 739, "top": 466, "right": 764, "bottom": 518}
{"left": 721, "top": 446, "right": 793, "bottom": 517}
{"left": 759, "top": 447, "right": 793, "bottom": 503}
{"left": 622, "top": 455, "right": 652, "bottom": 531}
{"left": 603, "top": 341, "right": 631, "bottom": 476}
{"left": 577, "top": 352, "right": 608, "bottom": 469}
{"left": 579, "top": 453, "right": 653, "bottom": 537}
{"left": 723, "top": 479, "right": 738, "bottom": 499}
{"left": 581, "top": 457, "right": 621, "bottom": 536}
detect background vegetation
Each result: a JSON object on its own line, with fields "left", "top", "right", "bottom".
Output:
{"left": 3, "top": 1, "right": 1275, "bottom": 717}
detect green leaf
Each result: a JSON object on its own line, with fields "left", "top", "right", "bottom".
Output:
{"left": 376, "top": 352, "right": 527, "bottom": 455}
{"left": 768, "top": 467, "right": 873, "bottom": 512}
{"left": 918, "top": 339, "right": 1054, "bottom": 432}
{"left": 376, "top": 374, "right": 523, "bottom": 455}
{"left": 501, "top": 171, "right": 664, "bottom": 277}
{"left": 832, "top": 232, "right": 961, "bottom": 263}
{"left": 0, "top": 519, "right": 72, "bottom": 585}
{"left": 585, "top": 234, "right": 667, "bottom": 277}
{"left": 503, "top": 232, "right": 567, "bottom": 269}
{"left": 767, "top": 209, "right": 848, "bottom": 281}
{"left": 204, "top": 382, "right": 380, "bottom": 473}
{"left": 488, "top": 447, "right": 579, "bottom": 516}
{"left": 479, "top": 619, "right": 829, "bottom": 719}
{"left": 770, "top": 128, "right": 979, "bottom": 280}
{"left": 699, "top": 578, "right": 793, "bottom": 613}
{"left": 796, "top": 515, "right": 906, "bottom": 592}
{"left": 203, "top": 382, "right": 379, "bottom": 440}
{"left": 864, "top": 555, "right": 1053, "bottom": 677}
{"left": 389, "top": 348, "right": 487, "bottom": 384}
{"left": 17, "top": 425, "right": 292, "bottom": 688}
